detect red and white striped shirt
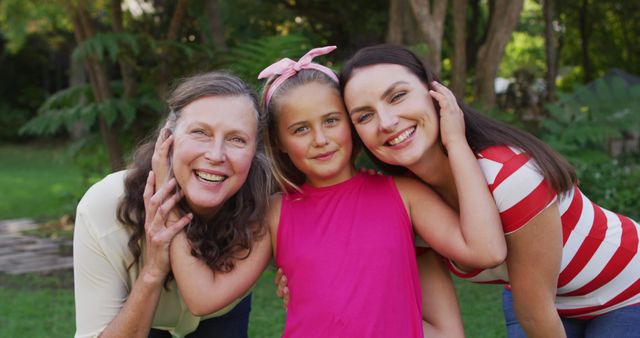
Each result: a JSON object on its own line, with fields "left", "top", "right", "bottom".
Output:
{"left": 448, "top": 145, "right": 640, "bottom": 319}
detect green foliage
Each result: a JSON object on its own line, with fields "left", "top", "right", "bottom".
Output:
{"left": 225, "top": 34, "right": 314, "bottom": 88}
{"left": 557, "top": 1, "right": 640, "bottom": 78}
{"left": 20, "top": 82, "right": 162, "bottom": 136}
{"left": 72, "top": 32, "right": 141, "bottom": 63}
{"left": 542, "top": 75, "right": 640, "bottom": 218}
{"left": 0, "top": 0, "right": 71, "bottom": 53}
{"left": 0, "top": 103, "right": 31, "bottom": 141}
{"left": 499, "top": 32, "right": 545, "bottom": 78}
{"left": 543, "top": 77, "right": 640, "bottom": 157}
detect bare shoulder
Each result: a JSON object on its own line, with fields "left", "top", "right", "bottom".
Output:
{"left": 392, "top": 175, "right": 436, "bottom": 198}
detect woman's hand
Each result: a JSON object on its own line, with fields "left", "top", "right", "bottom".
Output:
{"left": 151, "top": 127, "right": 183, "bottom": 224}
{"left": 152, "top": 127, "right": 173, "bottom": 186}
{"left": 429, "top": 81, "right": 466, "bottom": 149}
{"left": 274, "top": 268, "right": 290, "bottom": 311}
{"left": 142, "top": 171, "right": 192, "bottom": 283}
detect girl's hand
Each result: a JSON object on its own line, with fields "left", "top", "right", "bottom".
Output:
{"left": 142, "top": 171, "right": 192, "bottom": 283}
{"left": 429, "top": 81, "right": 466, "bottom": 149}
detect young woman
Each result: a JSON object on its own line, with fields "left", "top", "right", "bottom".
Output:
{"left": 167, "top": 46, "right": 505, "bottom": 337}
{"left": 73, "top": 71, "right": 272, "bottom": 338}
{"left": 338, "top": 44, "right": 640, "bottom": 338}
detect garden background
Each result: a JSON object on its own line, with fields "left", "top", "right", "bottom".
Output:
{"left": 1, "top": 0, "right": 639, "bottom": 337}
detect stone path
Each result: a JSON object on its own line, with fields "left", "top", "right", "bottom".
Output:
{"left": 0, "top": 218, "right": 73, "bottom": 274}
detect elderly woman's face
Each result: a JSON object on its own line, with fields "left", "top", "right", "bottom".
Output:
{"left": 171, "top": 95, "right": 257, "bottom": 218}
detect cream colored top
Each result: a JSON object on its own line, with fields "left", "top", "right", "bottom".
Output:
{"left": 73, "top": 170, "right": 241, "bottom": 338}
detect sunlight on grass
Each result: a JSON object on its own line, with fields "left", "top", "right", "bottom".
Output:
{"left": 0, "top": 143, "right": 86, "bottom": 220}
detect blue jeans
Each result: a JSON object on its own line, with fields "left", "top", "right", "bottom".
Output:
{"left": 502, "top": 288, "right": 640, "bottom": 338}
{"left": 148, "top": 294, "right": 251, "bottom": 338}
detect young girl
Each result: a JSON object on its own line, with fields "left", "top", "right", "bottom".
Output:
{"left": 165, "top": 46, "right": 506, "bottom": 337}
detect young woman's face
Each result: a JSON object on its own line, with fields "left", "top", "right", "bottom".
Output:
{"left": 276, "top": 82, "right": 354, "bottom": 187}
{"left": 343, "top": 64, "right": 440, "bottom": 168}
{"left": 171, "top": 95, "right": 257, "bottom": 218}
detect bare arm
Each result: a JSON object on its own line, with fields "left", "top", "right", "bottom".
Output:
{"left": 419, "top": 250, "right": 465, "bottom": 338}
{"left": 430, "top": 81, "right": 506, "bottom": 267}
{"left": 396, "top": 176, "right": 505, "bottom": 268}
{"left": 169, "top": 228, "right": 272, "bottom": 316}
{"left": 506, "top": 203, "right": 565, "bottom": 338}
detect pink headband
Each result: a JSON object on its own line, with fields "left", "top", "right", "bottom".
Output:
{"left": 258, "top": 45, "right": 339, "bottom": 107}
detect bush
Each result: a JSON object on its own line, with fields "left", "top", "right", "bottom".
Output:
{"left": 0, "top": 103, "right": 31, "bottom": 141}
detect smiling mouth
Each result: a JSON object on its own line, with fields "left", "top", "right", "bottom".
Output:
{"left": 313, "top": 151, "right": 336, "bottom": 160}
{"left": 386, "top": 127, "right": 416, "bottom": 146}
{"left": 195, "top": 170, "right": 227, "bottom": 183}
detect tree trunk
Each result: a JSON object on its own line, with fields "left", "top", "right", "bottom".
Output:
{"left": 68, "top": 54, "right": 88, "bottom": 140}
{"left": 474, "top": 0, "right": 524, "bottom": 108}
{"left": 156, "top": 0, "right": 189, "bottom": 100}
{"left": 110, "top": 0, "right": 136, "bottom": 99}
{"left": 406, "top": 0, "right": 448, "bottom": 75}
{"left": 451, "top": 0, "right": 468, "bottom": 97}
{"left": 69, "top": 3, "right": 125, "bottom": 171}
{"left": 579, "top": 0, "right": 592, "bottom": 82}
{"left": 543, "top": 0, "right": 558, "bottom": 102}
{"left": 110, "top": 0, "right": 144, "bottom": 142}
{"left": 204, "top": 0, "right": 228, "bottom": 51}
{"left": 465, "top": 0, "right": 481, "bottom": 71}
{"left": 386, "top": 0, "right": 404, "bottom": 43}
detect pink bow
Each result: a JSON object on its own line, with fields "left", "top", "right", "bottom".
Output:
{"left": 258, "top": 46, "right": 339, "bottom": 107}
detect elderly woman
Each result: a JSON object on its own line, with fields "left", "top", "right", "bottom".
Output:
{"left": 73, "top": 72, "right": 272, "bottom": 338}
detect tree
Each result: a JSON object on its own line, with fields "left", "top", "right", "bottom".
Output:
{"left": 386, "top": 0, "right": 404, "bottom": 43}
{"left": 450, "top": 0, "right": 468, "bottom": 96}
{"left": 542, "top": 0, "right": 558, "bottom": 101}
{"left": 204, "top": 0, "right": 228, "bottom": 51}
{"left": 66, "top": 1, "right": 125, "bottom": 171}
{"left": 475, "top": 0, "right": 525, "bottom": 107}
{"left": 406, "top": 0, "right": 448, "bottom": 75}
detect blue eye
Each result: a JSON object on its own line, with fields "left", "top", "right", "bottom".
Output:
{"left": 294, "top": 126, "right": 309, "bottom": 134}
{"left": 356, "top": 112, "right": 373, "bottom": 124}
{"left": 325, "top": 117, "right": 338, "bottom": 126}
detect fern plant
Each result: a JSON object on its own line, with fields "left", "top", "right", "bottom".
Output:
{"left": 543, "top": 75, "right": 640, "bottom": 163}
{"left": 541, "top": 73, "right": 640, "bottom": 218}
{"left": 20, "top": 82, "right": 162, "bottom": 136}
{"left": 224, "top": 34, "right": 313, "bottom": 88}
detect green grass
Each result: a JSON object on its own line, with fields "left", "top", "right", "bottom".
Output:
{"left": 0, "top": 142, "right": 506, "bottom": 337}
{"left": 0, "top": 269, "right": 285, "bottom": 338}
{"left": 455, "top": 279, "right": 506, "bottom": 338}
{"left": 0, "top": 271, "right": 75, "bottom": 337}
{"left": 0, "top": 270, "right": 504, "bottom": 338}
{"left": 0, "top": 142, "right": 86, "bottom": 220}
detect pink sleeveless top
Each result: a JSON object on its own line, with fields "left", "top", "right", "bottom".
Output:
{"left": 276, "top": 173, "right": 423, "bottom": 337}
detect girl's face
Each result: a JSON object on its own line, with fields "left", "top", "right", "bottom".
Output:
{"left": 276, "top": 82, "right": 354, "bottom": 187}
{"left": 172, "top": 95, "right": 257, "bottom": 219}
{"left": 343, "top": 64, "right": 440, "bottom": 169}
